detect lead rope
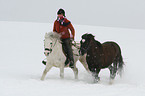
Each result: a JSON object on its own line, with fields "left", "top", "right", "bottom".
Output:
{"left": 72, "top": 40, "right": 80, "bottom": 49}
{"left": 71, "top": 40, "right": 81, "bottom": 56}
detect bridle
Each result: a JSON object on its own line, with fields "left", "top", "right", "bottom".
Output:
{"left": 45, "top": 48, "right": 52, "bottom": 53}
{"left": 44, "top": 39, "right": 57, "bottom": 56}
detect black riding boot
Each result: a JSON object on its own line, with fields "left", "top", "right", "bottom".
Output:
{"left": 62, "top": 38, "right": 74, "bottom": 68}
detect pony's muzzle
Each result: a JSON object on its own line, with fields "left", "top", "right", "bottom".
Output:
{"left": 44, "top": 51, "right": 49, "bottom": 56}
{"left": 44, "top": 48, "right": 52, "bottom": 56}
{"left": 79, "top": 50, "right": 82, "bottom": 55}
{"left": 79, "top": 48, "right": 86, "bottom": 56}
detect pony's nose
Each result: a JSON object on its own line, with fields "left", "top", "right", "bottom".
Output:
{"left": 79, "top": 49, "right": 83, "bottom": 56}
{"left": 44, "top": 52, "right": 49, "bottom": 56}
{"left": 79, "top": 47, "right": 85, "bottom": 56}
{"left": 79, "top": 50, "right": 81, "bottom": 55}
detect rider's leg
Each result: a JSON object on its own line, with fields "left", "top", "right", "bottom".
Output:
{"left": 62, "top": 39, "right": 69, "bottom": 66}
{"left": 62, "top": 38, "right": 74, "bottom": 68}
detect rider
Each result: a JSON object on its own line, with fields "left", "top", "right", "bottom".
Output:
{"left": 42, "top": 8, "right": 75, "bottom": 68}
{"left": 53, "top": 8, "right": 75, "bottom": 68}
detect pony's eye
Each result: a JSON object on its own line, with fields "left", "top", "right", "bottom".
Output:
{"left": 50, "top": 43, "right": 52, "bottom": 44}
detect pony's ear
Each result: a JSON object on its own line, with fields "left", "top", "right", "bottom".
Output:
{"left": 50, "top": 33, "right": 54, "bottom": 38}
{"left": 52, "top": 32, "right": 61, "bottom": 39}
{"left": 82, "top": 33, "right": 95, "bottom": 40}
{"left": 45, "top": 32, "right": 48, "bottom": 38}
{"left": 88, "top": 34, "right": 95, "bottom": 39}
{"left": 82, "top": 33, "right": 88, "bottom": 39}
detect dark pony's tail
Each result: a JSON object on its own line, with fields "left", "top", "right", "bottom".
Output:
{"left": 117, "top": 54, "right": 124, "bottom": 77}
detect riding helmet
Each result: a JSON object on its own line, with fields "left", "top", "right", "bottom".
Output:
{"left": 57, "top": 8, "right": 65, "bottom": 17}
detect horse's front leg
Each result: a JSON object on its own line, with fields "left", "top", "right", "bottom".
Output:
{"left": 60, "top": 65, "right": 64, "bottom": 79}
{"left": 92, "top": 73, "right": 100, "bottom": 83}
{"left": 92, "top": 69, "right": 100, "bottom": 83}
{"left": 41, "top": 65, "right": 52, "bottom": 81}
{"left": 71, "top": 64, "right": 78, "bottom": 79}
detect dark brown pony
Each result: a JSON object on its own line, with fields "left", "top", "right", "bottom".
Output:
{"left": 79, "top": 33, "right": 124, "bottom": 83}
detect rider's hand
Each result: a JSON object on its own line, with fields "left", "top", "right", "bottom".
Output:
{"left": 70, "top": 34, "right": 74, "bottom": 40}
{"left": 72, "top": 39, "right": 75, "bottom": 44}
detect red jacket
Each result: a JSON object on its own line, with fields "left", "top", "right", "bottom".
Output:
{"left": 53, "top": 18, "right": 75, "bottom": 39}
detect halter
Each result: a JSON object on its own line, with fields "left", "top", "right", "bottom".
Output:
{"left": 71, "top": 40, "right": 81, "bottom": 56}
{"left": 45, "top": 48, "right": 52, "bottom": 53}
{"left": 80, "top": 39, "right": 91, "bottom": 55}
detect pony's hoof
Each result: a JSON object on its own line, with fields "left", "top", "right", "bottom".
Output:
{"left": 94, "top": 77, "right": 100, "bottom": 83}
{"left": 41, "top": 78, "right": 44, "bottom": 81}
{"left": 109, "top": 79, "right": 114, "bottom": 85}
{"left": 69, "top": 65, "right": 74, "bottom": 68}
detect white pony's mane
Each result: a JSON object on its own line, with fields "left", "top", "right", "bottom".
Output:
{"left": 45, "top": 32, "right": 61, "bottom": 40}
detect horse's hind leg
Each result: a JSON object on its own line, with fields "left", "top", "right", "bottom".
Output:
{"left": 71, "top": 65, "right": 78, "bottom": 79}
{"left": 41, "top": 66, "right": 52, "bottom": 81}
{"left": 118, "top": 55, "right": 124, "bottom": 77}
{"left": 109, "top": 62, "right": 117, "bottom": 80}
{"left": 60, "top": 66, "right": 64, "bottom": 79}
{"left": 92, "top": 69, "right": 100, "bottom": 83}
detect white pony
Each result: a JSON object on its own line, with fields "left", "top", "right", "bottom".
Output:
{"left": 41, "top": 32, "right": 89, "bottom": 80}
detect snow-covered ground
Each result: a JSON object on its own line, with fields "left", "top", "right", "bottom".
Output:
{"left": 0, "top": 21, "right": 145, "bottom": 96}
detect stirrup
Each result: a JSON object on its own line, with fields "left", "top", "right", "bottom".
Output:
{"left": 69, "top": 61, "right": 74, "bottom": 68}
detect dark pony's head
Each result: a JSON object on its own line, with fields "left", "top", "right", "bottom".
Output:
{"left": 79, "top": 33, "right": 95, "bottom": 55}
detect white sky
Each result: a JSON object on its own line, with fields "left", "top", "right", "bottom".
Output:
{"left": 0, "top": 0, "right": 145, "bottom": 29}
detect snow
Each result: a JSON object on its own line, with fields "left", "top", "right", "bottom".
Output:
{"left": 0, "top": 21, "right": 145, "bottom": 96}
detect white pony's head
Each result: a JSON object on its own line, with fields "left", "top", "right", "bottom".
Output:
{"left": 44, "top": 32, "right": 61, "bottom": 56}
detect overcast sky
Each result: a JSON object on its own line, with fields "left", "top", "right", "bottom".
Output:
{"left": 0, "top": 0, "right": 145, "bottom": 29}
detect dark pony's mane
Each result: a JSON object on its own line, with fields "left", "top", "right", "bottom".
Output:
{"left": 95, "top": 40, "right": 102, "bottom": 48}
{"left": 87, "top": 34, "right": 102, "bottom": 48}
